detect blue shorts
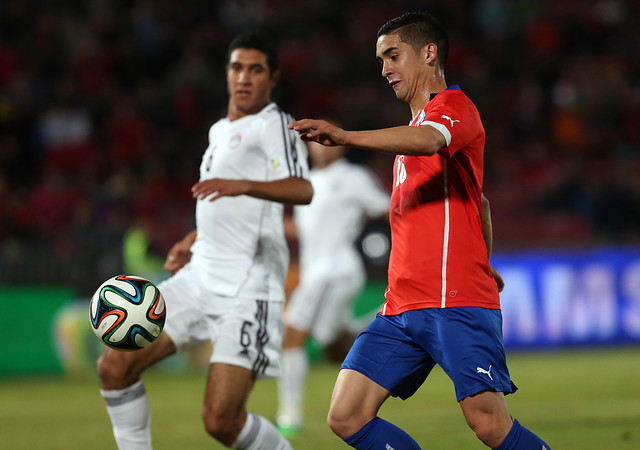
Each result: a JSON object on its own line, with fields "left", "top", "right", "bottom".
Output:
{"left": 341, "top": 307, "right": 518, "bottom": 401}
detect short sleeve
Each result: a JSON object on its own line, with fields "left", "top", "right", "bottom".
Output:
{"left": 259, "top": 111, "right": 309, "bottom": 181}
{"left": 420, "top": 91, "right": 483, "bottom": 157}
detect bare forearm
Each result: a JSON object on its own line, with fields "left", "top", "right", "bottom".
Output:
{"left": 345, "top": 126, "right": 443, "bottom": 156}
{"left": 245, "top": 177, "right": 313, "bottom": 205}
{"left": 481, "top": 194, "right": 493, "bottom": 259}
{"left": 192, "top": 176, "right": 313, "bottom": 205}
{"left": 289, "top": 119, "right": 446, "bottom": 156}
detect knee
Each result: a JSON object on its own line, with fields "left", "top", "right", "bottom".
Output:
{"left": 327, "top": 404, "right": 368, "bottom": 440}
{"left": 201, "top": 408, "right": 241, "bottom": 446}
{"left": 97, "top": 350, "right": 136, "bottom": 389}
{"left": 467, "top": 416, "right": 510, "bottom": 448}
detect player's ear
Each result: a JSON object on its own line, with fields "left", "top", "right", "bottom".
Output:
{"left": 270, "top": 69, "right": 281, "bottom": 87}
{"left": 423, "top": 43, "right": 438, "bottom": 66}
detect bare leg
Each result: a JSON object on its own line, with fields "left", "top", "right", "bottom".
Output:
{"left": 203, "top": 363, "right": 292, "bottom": 449}
{"left": 327, "top": 369, "right": 390, "bottom": 438}
{"left": 459, "top": 390, "right": 513, "bottom": 448}
{"left": 98, "top": 332, "right": 177, "bottom": 390}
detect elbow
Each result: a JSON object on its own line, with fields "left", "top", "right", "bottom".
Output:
{"left": 481, "top": 194, "right": 490, "bottom": 212}
{"left": 299, "top": 182, "right": 314, "bottom": 205}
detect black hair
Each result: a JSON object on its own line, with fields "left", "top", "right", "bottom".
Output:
{"left": 226, "top": 31, "right": 279, "bottom": 74}
{"left": 377, "top": 11, "right": 449, "bottom": 70}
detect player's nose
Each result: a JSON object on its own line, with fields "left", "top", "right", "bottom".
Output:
{"left": 381, "top": 61, "right": 392, "bottom": 78}
{"left": 237, "top": 69, "right": 251, "bottom": 83}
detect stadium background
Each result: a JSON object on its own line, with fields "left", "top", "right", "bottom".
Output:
{"left": 0, "top": 1, "right": 639, "bottom": 448}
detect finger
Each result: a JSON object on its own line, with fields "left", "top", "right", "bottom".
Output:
{"left": 192, "top": 186, "right": 215, "bottom": 199}
{"left": 208, "top": 191, "right": 223, "bottom": 202}
{"left": 288, "top": 119, "right": 310, "bottom": 130}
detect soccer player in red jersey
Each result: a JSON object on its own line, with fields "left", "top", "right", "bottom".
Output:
{"left": 290, "top": 11, "right": 550, "bottom": 450}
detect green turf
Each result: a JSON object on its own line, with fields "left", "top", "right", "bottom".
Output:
{"left": 1, "top": 347, "right": 639, "bottom": 449}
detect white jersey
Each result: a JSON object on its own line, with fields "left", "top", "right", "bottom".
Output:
{"left": 189, "top": 103, "right": 309, "bottom": 302}
{"left": 294, "top": 159, "right": 389, "bottom": 281}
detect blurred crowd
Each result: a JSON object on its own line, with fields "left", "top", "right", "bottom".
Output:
{"left": 1, "top": 0, "right": 639, "bottom": 294}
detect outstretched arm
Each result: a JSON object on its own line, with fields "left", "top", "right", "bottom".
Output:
{"left": 288, "top": 119, "right": 446, "bottom": 156}
{"left": 481, "top": 194, "right": 504, "bottom": 292}
{"left": 191, "top": 176, "right": 313, "bottom": 205}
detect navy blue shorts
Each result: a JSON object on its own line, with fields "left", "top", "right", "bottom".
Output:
{"left": 341, "top": 307, "right": 518, "bottom": 401}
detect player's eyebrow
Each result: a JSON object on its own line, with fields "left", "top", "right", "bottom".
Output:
{"left": 228, "top": 61, "right": 267, "bottom": 70}
{"left": 376, "top": 46, "right": 399, "bottom": 62}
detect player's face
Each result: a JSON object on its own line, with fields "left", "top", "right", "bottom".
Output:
{"left": 376, "top": 34, "right": 427, "bottom": 103}
{"left": 226, "top": 48, "right": 279, "bottom": 116}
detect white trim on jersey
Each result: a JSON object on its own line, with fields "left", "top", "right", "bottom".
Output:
{"left": 422, "top": 120, "right": 452, "bottom": 146}
{"left": 440, "top": 156, "right": 450, "bottom": 308}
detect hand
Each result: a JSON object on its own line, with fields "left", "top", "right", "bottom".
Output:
{"left": 191, "top": 178, "right": 250, "bottom": 202}
{"left": 491, "top": 266, "right": 505, "bottom": 292}
{"left": 164, "top": 242, "right": 192, "bottom": 274}
{"left": 288, "top": 119, "right": 348, "bottom": 146}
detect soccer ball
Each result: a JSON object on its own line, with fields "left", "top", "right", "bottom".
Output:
{"left": 89, "top": 275, "right": 166, "bottom": 351}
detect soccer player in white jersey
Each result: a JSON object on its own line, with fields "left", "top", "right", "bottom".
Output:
{"left": 276, "top": 140, "right": 390, "bottom": 435}
{"left": 97, "top": 31, "right": 312, "bottom": 450}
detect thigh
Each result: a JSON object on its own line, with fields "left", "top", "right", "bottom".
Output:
{"left": 209, "top": 299, "right": 284, "bottom": 380}
{"left": 418, "top": 307, "right": 518, "bottom": 402}
{"left": 158, "top": 265, "right": 210, "bottom": 351}
{"left": 328, "top": 368, "right": 391, "bottom": 437}
{"left": 341, "top": 314, "right": 436, "bottom": 400}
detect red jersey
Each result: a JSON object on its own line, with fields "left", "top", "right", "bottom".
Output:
{"left": 381, "top": 86, "right": 501, "bottom": 315}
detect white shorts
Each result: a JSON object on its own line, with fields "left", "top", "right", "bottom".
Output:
{"left": 158, "top": 264, "right": 284, "bottom": 379}
{"left": 285, "top": 272, "right": 364, "bottom": 347}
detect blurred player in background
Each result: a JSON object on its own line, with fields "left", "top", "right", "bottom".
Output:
{"left": 290, "top": 11, "right": 551, "bottom": 450}
{"left": 97, "top": 31, "right": 312, "bottom": 450}
{"left": 276, "top": 139, "right": 390, "bottom": 436}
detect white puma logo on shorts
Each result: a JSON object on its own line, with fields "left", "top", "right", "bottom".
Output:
{"left": 476, "top": 365, "right": 493, "bottom": 380}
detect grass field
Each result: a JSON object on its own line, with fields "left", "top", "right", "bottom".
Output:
{"left": 2, "top": 346, "right": 639, "bottom": 449}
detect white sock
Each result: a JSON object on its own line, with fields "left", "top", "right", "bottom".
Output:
{"left": 276, "top": 347, "right": 308, "bottom": 427}
{"left": 232, "top": 412, "right": 293, "bottom": 450}
{"left": 100, "top": 380, "right": 152, "bottom": 450}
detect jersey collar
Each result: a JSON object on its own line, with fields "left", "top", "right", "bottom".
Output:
{"left": 410, "top": 85, "right": 462, "bottom": 126}
{"left": 429, "top": 84, "right": 461, "bottom": 100}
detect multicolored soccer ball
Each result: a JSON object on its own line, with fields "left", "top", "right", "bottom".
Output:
{"left": 89, "top": 275, "right": 166, "bottom": 351}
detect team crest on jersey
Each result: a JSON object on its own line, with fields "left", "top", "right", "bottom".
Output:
{"left": 229, "top": 134, "right": 242, "bottom": 148}
{"left": 270, "top": 157, "right": 279, "bottom": 169}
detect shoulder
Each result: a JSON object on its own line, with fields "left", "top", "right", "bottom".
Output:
{"left": 209, "top": 116, "right": 228, "bottom": 131}
{"left": 256, "top": 102, "right": 293, "bottom": 126}
{"left": 207, "top": 117, "right": 229, "bottom": 139}
{"left": 426, "top": 88, "right": 481, "bottom": 123}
